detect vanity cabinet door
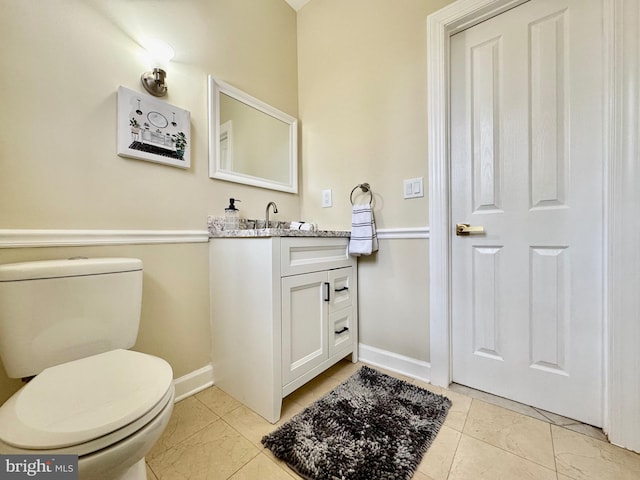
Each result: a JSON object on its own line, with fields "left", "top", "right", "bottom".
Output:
{"left": 281, "top": 271, "right": 329, "bottom": 384}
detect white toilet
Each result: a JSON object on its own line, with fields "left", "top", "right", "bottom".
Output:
{"left": 0, "top": 258, "right": 175, "bottom": 480}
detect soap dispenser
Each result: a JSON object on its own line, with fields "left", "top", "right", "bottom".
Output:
{"left": 224, "top": 198, "right": 241, "bottom": 230}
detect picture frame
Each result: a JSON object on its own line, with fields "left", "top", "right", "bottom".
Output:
{"left": 117, "top": 86, "right": 191, "bottom": 169}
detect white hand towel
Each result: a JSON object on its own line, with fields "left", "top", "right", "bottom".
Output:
{"left": 289, "top": 221, "right": 303, "bottom": 230}
{"left": 300, "top": 223, "right": 315, "bottom": 231}
{"left": 349, "top": 204, "right": 379, "bottom": 256}
{"left": 289, "top": 221, "right": 316, "bottom": 231}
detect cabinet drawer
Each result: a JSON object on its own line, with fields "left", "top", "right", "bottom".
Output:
{"left": 329, "top": 267, "right": 352, "bottom": 312}
{"left": 280, "top": 237, "right": 351, "bottom": 276}
{"left": 329, "top": 308, "right": 353, "bottom": 357}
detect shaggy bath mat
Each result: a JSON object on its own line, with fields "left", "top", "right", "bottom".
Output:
{"left": 262, "top": 366, "right": 452, "bottom": 480}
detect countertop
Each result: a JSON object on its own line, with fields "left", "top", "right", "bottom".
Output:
{"left": 207, "top": 215, "right": 350, "bottom": 238}
{"left": 209, "top": 228, "right": 350, "bottom": 238}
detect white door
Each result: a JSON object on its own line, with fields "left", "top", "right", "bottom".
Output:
{"left": 450, "top": 0, "right": 603, "bottom": 426}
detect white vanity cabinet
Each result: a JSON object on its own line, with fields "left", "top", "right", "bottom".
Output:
{"left": 281, "top": 266, "right": 355, "bottom": 386}
{"left": 209, "top": 236, "right": 357, "bottom": 423}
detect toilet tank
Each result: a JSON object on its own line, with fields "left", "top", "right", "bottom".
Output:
{"left": 0, "top": 258, "right": 143, "bottom": 378}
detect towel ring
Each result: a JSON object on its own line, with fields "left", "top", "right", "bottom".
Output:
{"left": 350, "top": 183, "right": 373, "bottom": 205}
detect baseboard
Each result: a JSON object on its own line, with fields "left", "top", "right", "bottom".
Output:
{"left": 172, "top": 350, "right": 430, "bottom": 401}
{"left": 173, "top": 363, "right": 214, "bottom": 402}
{"left": 358, "top": 343, "right": 431, "bottom": 383}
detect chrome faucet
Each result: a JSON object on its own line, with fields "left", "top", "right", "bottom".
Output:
{"left": 265, "top": 201, "right": 278, "bottom": 229}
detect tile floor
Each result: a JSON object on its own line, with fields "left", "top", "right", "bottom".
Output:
{"left": 145, "top": 360, "right": 640, "bottom": 479}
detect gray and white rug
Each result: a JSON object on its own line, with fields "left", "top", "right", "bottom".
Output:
{"left": 262, "top": 366, "right": 452, "bottom": 480}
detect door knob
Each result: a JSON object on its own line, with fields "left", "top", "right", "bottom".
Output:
{"left": 456, "top": 223, "right": 485, "bottom": 236}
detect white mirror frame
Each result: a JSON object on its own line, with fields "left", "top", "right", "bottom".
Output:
{"left": 207, "top": 76, "right": 298, "bottom": 193}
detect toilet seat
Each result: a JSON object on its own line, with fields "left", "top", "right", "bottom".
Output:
{"left": 0, "top": 349, "right": 173, "bottom": 455}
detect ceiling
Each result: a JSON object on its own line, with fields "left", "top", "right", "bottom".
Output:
{"left": 285, "top": 0, "right": 312, "bottom": 11}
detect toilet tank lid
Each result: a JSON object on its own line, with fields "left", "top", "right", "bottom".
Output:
{"left": 0, "top": 258, "right": 142, "bottom": 281}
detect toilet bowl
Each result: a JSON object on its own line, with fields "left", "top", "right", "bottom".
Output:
{"left": 0, "top": 349, "right": 174, "bottom": 480}
{"left": 0, "top": 258, "right": 175, "bottom": 480}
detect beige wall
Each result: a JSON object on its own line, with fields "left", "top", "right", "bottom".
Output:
{"left": 297, "top": 0, "right": 454, "bottom": 230}
{"left": 0, "top": 0, "right": 299, "bottom": 402}
{"left": 0, "top": 0, "right": 299, "bottom": 229}
{"left": 297, "top": 0, "right": 454, "bottom": 364}
{"left": 357, "top": 239, "right": 430, "bottom": 362}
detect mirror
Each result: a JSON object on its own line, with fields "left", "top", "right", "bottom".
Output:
{"left": 208, "top": 76, "right": 298, "bottom": 193}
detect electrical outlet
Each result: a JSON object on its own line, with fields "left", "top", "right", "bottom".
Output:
{"left": 322, "top": 189, "right": 333, "bottom": 208}
{"left": 403, "top": 177, "right": 424, "bottom": 199}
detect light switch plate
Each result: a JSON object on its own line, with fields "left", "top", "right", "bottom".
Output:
{"left": 322, "top": 189, "right": 333, "bottom": 208}
{"left": 403, "top": 177, "right": 424, "bottom": 199}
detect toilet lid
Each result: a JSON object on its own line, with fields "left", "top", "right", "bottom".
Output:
{"left": 0, "top": 349, "right": 173, "bottom": 449}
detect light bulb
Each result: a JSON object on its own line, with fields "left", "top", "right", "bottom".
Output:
{"left": 141, "top": 38, "right": 174, "bottom": 70}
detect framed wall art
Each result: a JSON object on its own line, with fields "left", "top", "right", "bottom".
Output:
{"left": 117, "top": 86, "right": 191, "bottom": 168}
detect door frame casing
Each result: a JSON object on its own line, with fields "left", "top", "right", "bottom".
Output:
{"left": 426, "top": 0, "right": 634, "bottom": 447}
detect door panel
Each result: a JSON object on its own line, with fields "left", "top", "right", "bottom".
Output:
{"left": 450, "top": 0, "right": 603, "bottom": 425}
{"left": 530, "top": 11, "right": 567, "bottom": 209}
{"left": 472, "top": 246, "right": 502, "bottom": 360}
{"left": 530, "top": 246, "right": 569, "bottom": 373}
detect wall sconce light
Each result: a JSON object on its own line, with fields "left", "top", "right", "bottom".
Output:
{"left": 140, "top": 38, "right": 174, "bottom": 97}
{"left": 141, "top": 68, "right": 168, "bottom": 97}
